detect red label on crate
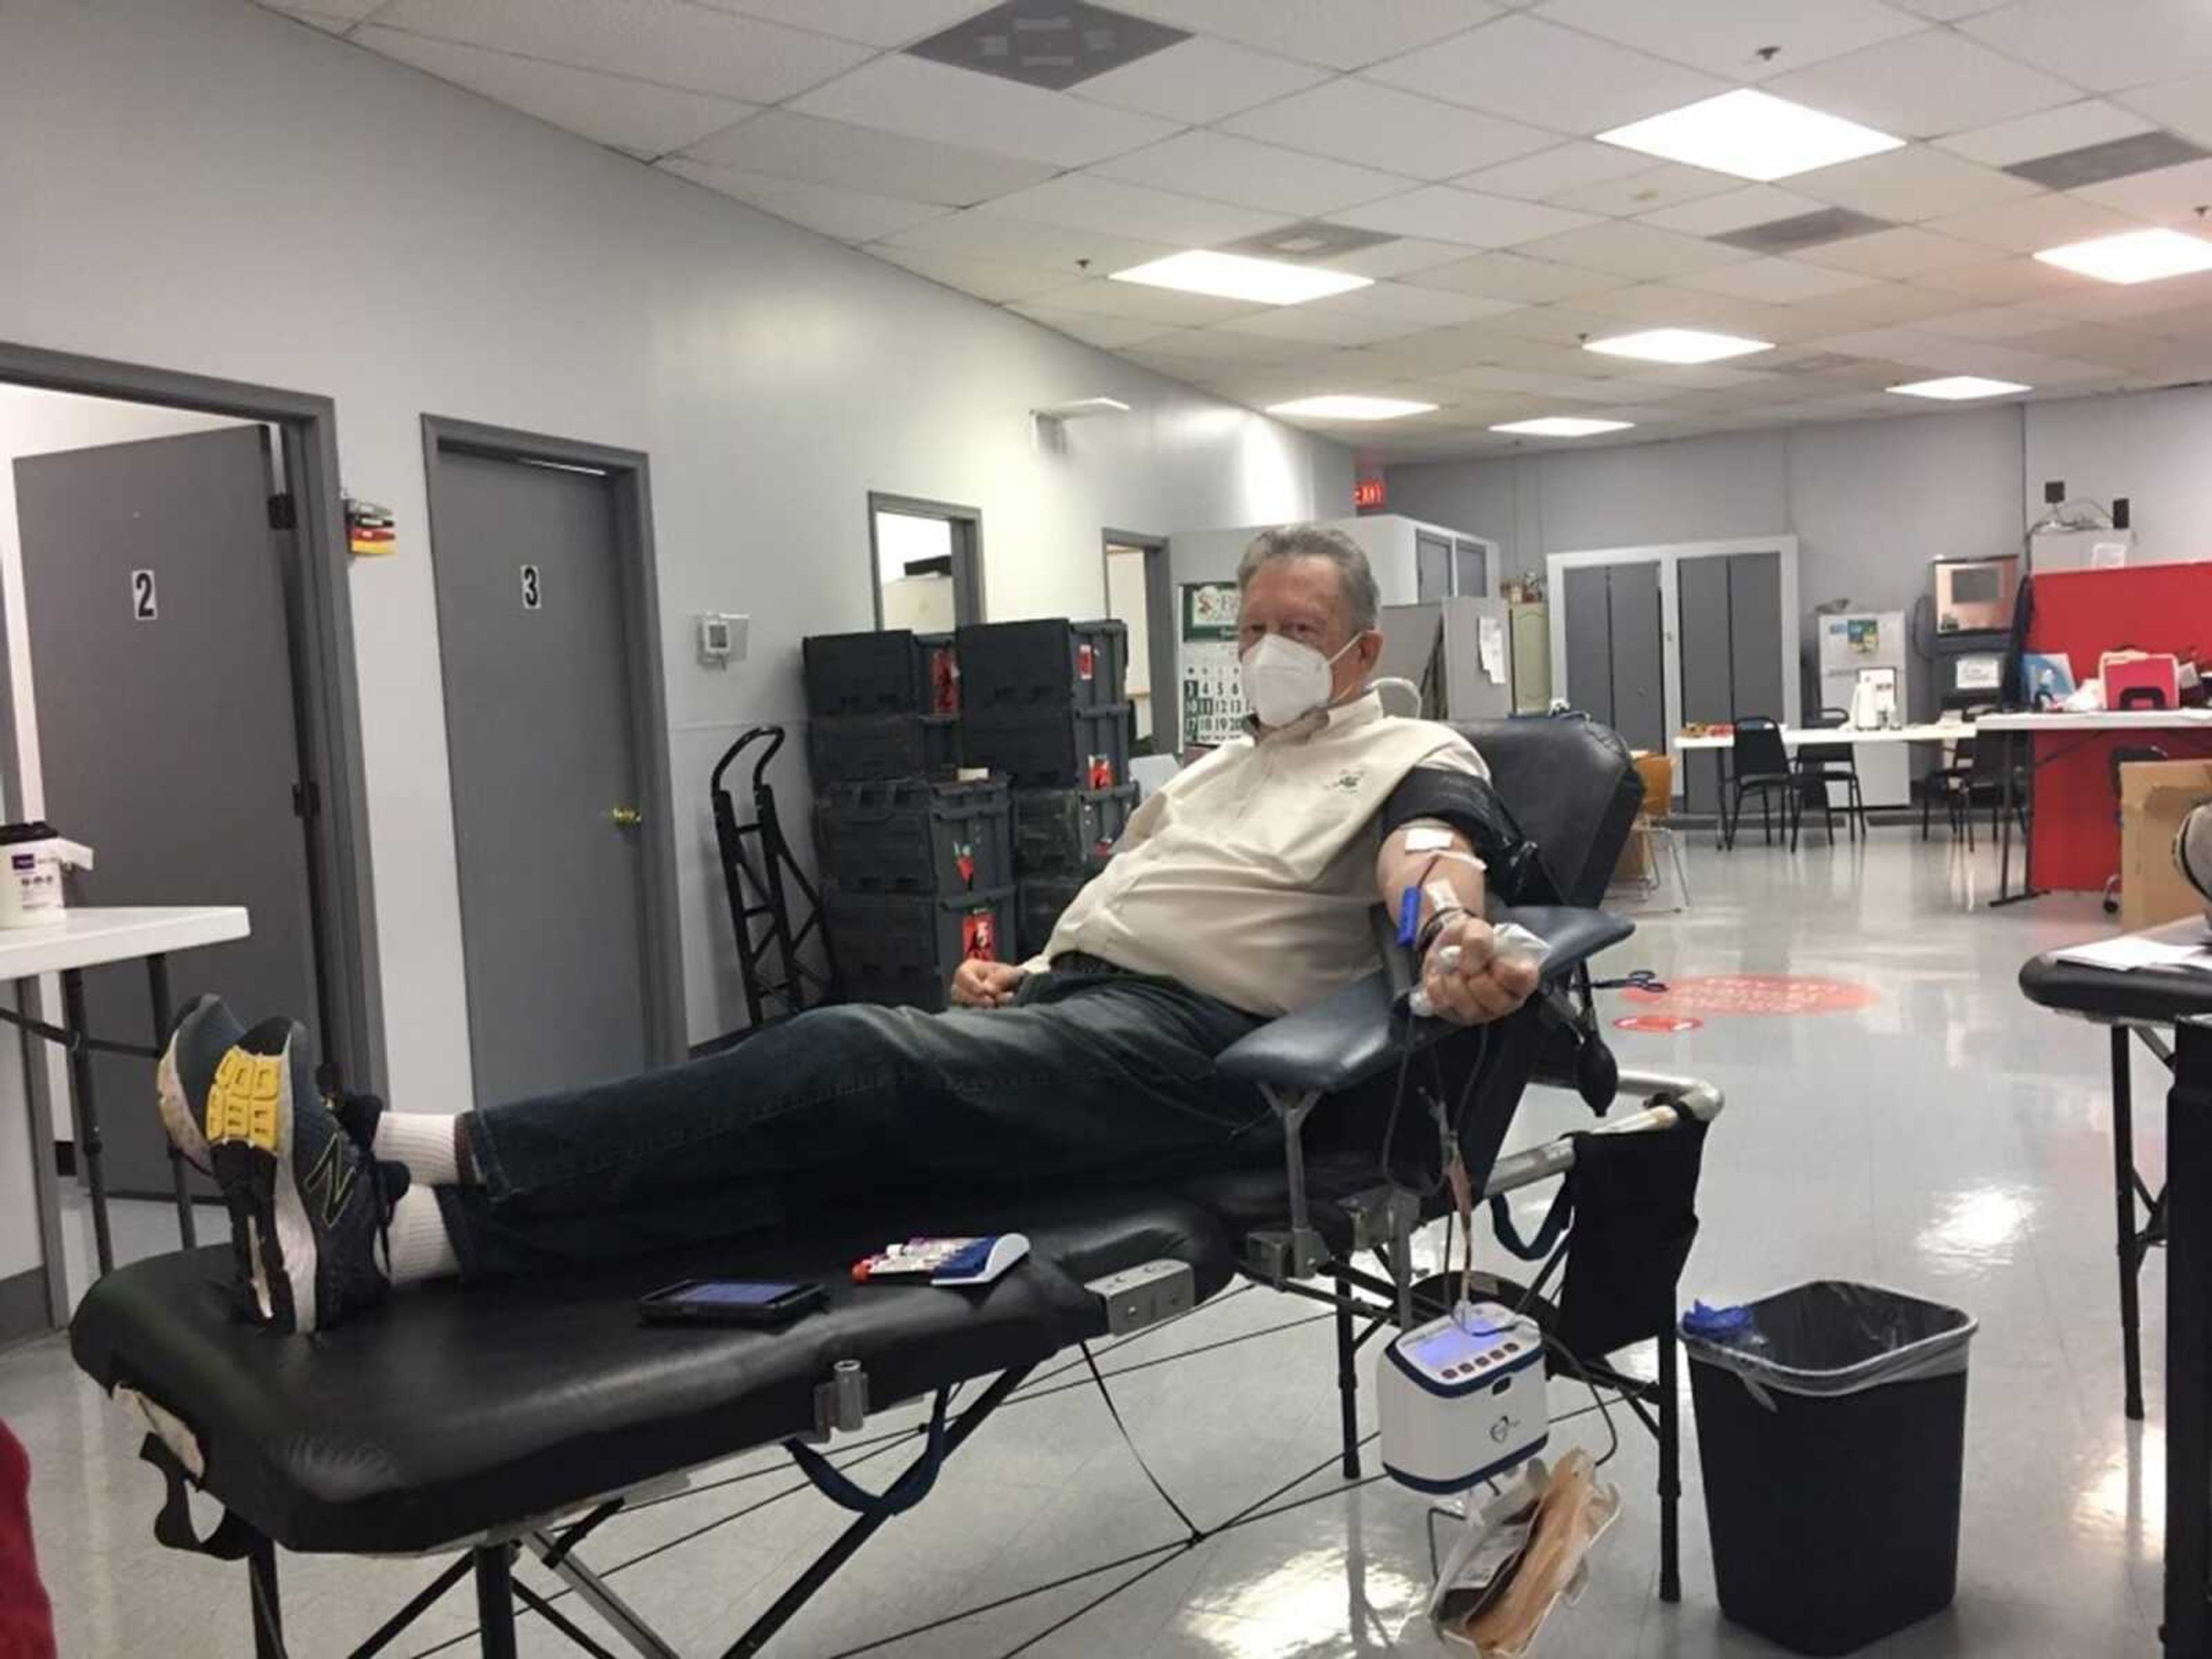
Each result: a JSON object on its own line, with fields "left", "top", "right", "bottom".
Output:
{"left": 1078, "top": 643, "right": 1096, "bottom": 681}
{"left": 955, "top": 842, "right": 975, "bottom": 888}
{"left": 929, "top": 647, "right": 960, "bottom": 714}
{"left": 963, "top": 910, "right": 998, "bottom": 962}
{"left": 1087, "top": 754, "right": 1115, "bottom": 789}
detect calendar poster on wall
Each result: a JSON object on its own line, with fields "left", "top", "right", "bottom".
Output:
{"left": 1180, "top": 580, "right": 1247, "bottom": 749}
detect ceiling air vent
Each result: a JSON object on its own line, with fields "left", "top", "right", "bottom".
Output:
{"left": 2005, "top": 131, "right": 2209, "bottom": 190}
{"left": 907, "top": 0, "right": 1188, "bottom": 91}
{"left": 1713, "top": 207, "right": 1891, "bottom": 254}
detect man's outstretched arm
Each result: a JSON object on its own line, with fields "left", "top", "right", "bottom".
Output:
{"left": 1374, "top": 761, "right": 1541, "bottom": 1026}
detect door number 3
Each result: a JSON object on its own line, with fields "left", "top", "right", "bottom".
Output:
{"left": 130, "top": 570, "right": 158, "bottom": 622}
{"left": 520, "top": 565, "right": 542, "bottom": 612}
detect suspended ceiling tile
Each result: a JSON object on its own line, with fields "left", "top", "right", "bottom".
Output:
{"left": 1332, "top": 185, "right": 1599, "bottom": 249}
{"left": 2119, "top": 74, "right": 2212, "bottom": 149}
{"left": 969, "top": 173, "right": 1286, "bottom": 246}
{"left": 368, "top": 0, "right": 873, "bottom": 102}
{"left": 1925, "top": 193, "right": 2149, "bottom": 256}
{"left": 1018, "top": 276, "right": 1267, "bottom": 324}
{"left": 1480, "top": 301, "right": 1639, "bottom": 342}
{"left": 1626, "top": 363, "right": 1785, "bottom": 388}
{"left": 1778, "top": 279, "right": 1978, "bottom": 329}
{"left": 1546, "top": 164, "right": 1738, "bottom": 217}
{"left": 1003, "top": 304, "right": 1185, "bottom": 347}
{"left": 1400, "top": 250, "right": 1630, "bottom": 301}
{"left": 1570, "top": 282, "right": 1785, "bottom": 325}
{"left": 1913, "top": 257, "right": 2093, "bottom": 302}
{"left": 2073, "top": 154, "right": 2212, "bottom": 219}
{"left": 1131, "top": 326, "right": 1323, "bottom": 361}
{"left": 679, "top": 110, "right": 1057, "bottom": 205}
{"left": 1312, "top": 237, "right": 1482, "bottom": 278}
{"left": 1961, "top": 0, "right": 2212, "bottom": 95}
{"left": 658, "top": 161, "right": 950, "bottom": 240}
{"left": 1110, "top": 0, "right": 1503, "bottom": 71}
{"left": 878, "top": 208, "right": 1179, "bottom": 274}
{"left": 1938, "top": 99, "right": 2159, "bottom": 169}
{"left": 1639, "top": 184, "right": 1830, "bottom": 237}
{"left": 1920, "top": 304, "right": 2084, "bottom": 340}
{"left": 1071, "top": 34, "right": 1331, "bottom": 122}
{"left": 1455, "top": 142, "right": 1659, "bottom": 203}
{"left": 1215, "top": 308, "right": 1434, "bottom": 346}
{"left": 868, "top": 247, "right": 1081, "bottom": 301}
{"left": 698, "top": 0, "right": 987, "bottom": 48}
{"left": 1795, "top": 225, "right": 2015, "bottom": 278}
{"left": 357, "top": 26, "right": 757, "bottom": 156}
{"left": 1766, "top": 31, "right": 2080, "bottom": 142}
{"left": 1363, "top": 14, "right": 1728, "bottom": 135}
{"left": 1089, "top": 131, "right": 1411, "bottom": 217}
{"left": 1673, "top": 257, "right": 1879, "bottom": 302}
{"left": 1220, "top": 79, "right": 1555, "bottom": 180}
{"left": 2008, "top": 323, "right": 2187, "bottom": 371}
{"left": 1306, "top": 282, "right": 1527, "bottom": 325}
{"left": 260, "top": 5, "right": 368, "bottom": 32}
{"left": 1793, "top": 147, "right": 2043, "bottom": 222}
{"left": 790, "top": 54, "right": 1178, "bottom": 167}
{"left": 1512, "top": 219, "right": 1758, "bottom": 279}
{"left": 1533, "top": 0, "right": 1926, "bottom": 81}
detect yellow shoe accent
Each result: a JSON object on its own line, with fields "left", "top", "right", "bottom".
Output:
{"left": 204, "top": 1049, "right": 284, "bottom": 1152}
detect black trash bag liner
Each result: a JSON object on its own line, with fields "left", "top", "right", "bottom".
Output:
{"left": 1684, "top": 1280, "right": 1975, "bottom": 1400}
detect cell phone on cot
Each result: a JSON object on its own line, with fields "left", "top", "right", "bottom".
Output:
{"left": 637, "top": 1279, "right": 828, "bottom": 1328}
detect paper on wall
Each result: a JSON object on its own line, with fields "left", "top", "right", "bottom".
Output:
{"left": 1479, "top": 615, "right": 1506, "bottom": 685}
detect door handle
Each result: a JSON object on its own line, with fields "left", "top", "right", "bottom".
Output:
{"left": 609, "top": 806, "right": 643, "bottom": 828}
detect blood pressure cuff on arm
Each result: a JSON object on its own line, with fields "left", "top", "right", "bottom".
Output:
{"left": 1382, "top": 766, "right": 1562, "bottom": 906}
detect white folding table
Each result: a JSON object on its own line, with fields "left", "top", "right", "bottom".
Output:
{"left": 2, "top": 906, "right": 249, "bottom": 1277}
{"left": 1672, "top": 724, "right": 1975, "bottom": 841}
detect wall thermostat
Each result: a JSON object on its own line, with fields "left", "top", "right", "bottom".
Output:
{"left": 698, "top": 612, "right": 748, "bottom": 668}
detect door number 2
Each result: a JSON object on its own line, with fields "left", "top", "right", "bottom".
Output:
{"left": 130, "top": 570, "right": 158, "bottom": 622}
{"left": 520, "top": 565, "right": 542, "bottom": 612}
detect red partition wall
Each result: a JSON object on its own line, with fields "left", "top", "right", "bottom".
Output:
{"left": 2020, "top": 564, "right": 2212, "bottom": 892}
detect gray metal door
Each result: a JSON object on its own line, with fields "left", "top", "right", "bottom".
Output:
{"left": 1676, "top": 555, "right": 1733, "bottom": 815}
{"left": 1605, "top": 561, "right": 1666, "bottom": 755}
{"left": 431, "top": 450, "right": 652, "bottom": 1106}
{"left": 1562, "top": 565, "right": 1613, "bottom": 725}
{"left": 1452, "top": 539, "right": 1488, "bottom": 600}
{"left": 1726, "top": 551, "right": 1785, "bottom": 719}
{"left": 1416, "top": 531, "right": 1452, "bottom": 603}
{"left": 12, "top": 426, "right": 322, "bottom": 1197}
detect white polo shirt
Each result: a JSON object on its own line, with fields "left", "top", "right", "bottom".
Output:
{"left": 1024, "top": 690, "right": 1488, "bottom": 1017}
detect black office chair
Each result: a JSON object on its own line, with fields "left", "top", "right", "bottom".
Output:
{"left": 1793, "top": 706, "right": 1863, "bottom": 844}
{"left": 1723, "top": 717, "right": 1801, "bottom": 851}
{"left": 2103, "top": 744, "right": 2170, "bottom": 914}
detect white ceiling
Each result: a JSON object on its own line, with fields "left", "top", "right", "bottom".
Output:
{"left": 263, "top": 0, "right": 2212, "bottom": 463}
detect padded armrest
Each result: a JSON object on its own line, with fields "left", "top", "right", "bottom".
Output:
{"left": 1215, "top": 906, "right": 1634, "bottom": 1093}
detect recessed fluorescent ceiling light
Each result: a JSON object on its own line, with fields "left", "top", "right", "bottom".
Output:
{"left": 1584, "top": 328, "right": 1772, "bottom": 365}
{"left": 2034, "top": 227, "right": 2212, "bottom": 285}
{"left": 1887, "top": 376, "right": 2031, "bottom": 400}
{"left": 1266, "top": 395, "right": 1436, "bottom": 421}
{"left": 1598, "top": 89, "right": 1903, "bottom": 183}
{"left": 1491, "top": 416, "right": 1634, "bottom": 437}
{"left": 1111, "top": 251, "right": 1370, "bottom": 305}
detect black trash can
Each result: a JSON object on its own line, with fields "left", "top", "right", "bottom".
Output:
{"left": 1684, "top": 1281, "right": 1976, "bottom": 1657}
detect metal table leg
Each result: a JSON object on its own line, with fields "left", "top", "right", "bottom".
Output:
{"left": 2115, "top": 1027, "right": 2146, "bottom": 1422}
{"left": 2164, "top": 1020, "right": 2211, "bottom": 1657}
{"left": 60, "top": 968, "right": 113, "bottom": 1277}
{"left": 147, "top": 953, "right": 195, "bottom": 1249}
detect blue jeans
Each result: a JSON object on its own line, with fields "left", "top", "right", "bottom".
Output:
{"left": 434, "top": 968, "right": 1271, "bottom": 1278}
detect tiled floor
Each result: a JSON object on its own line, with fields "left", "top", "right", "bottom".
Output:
{"left": 1, "top": 831, "right": 2172, "bottom": 1656}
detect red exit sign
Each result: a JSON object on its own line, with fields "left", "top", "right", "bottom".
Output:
{"left": 1353, "top": 477, "right": 1386, "bottom": 509}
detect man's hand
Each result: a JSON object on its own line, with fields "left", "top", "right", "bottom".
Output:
{"left": 950, "top": 960, "right": 1028, "bottom": 1009}
{"left": 1420, "top": 913, "right": 1539, "bottom": 1027}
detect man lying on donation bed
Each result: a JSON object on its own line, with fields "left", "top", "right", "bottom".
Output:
{"left": 158, "top": 524, "right": 1545, "bottom": 1331}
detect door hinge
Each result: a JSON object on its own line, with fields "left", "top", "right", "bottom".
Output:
{"left": 267, "top": 492, "right": 297, "bottom": 531}
{"left": 292, "top": 780, "right": 321, "bottom": 819}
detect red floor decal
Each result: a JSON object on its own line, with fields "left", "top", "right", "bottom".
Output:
{"left": 1613, "top": 1013, "right": 1703, "bottom": 1034}
{"left": 1622, "top": 974, "right": 1878, "bottom": 1017}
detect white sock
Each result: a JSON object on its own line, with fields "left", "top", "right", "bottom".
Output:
{"left": 382, "top": 1186, "right": 461, "bottom": 1287}
{"left": 373, "top": 1111, "right": 463, "bottom": 1186}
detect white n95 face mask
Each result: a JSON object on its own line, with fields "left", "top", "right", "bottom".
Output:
{"left": 1240, "top": 632, "right": 1357, "bottom": 729}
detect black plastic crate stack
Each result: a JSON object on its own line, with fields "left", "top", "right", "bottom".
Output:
{"left": 957, "top": 619, "right": 1132, "bottom": 790}
{"left": 956, "top": 618, "right": 1139, "bottom": 957}
{"left": 802, "top": 629, "right": 961, "bottom": 788}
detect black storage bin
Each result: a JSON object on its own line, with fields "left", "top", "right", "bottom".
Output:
{"left": 957, "top": 619, "right": 1127, "bottom": 709}
{"left": 1017, "top": 873, "right": 1092, "bottom": 957}
{"left": 1685, "top": 1281, "right": 1976, "bottom": 1656}
{"left": 807, "top": 713, "right": 960, "bottom": 786}
{"left": 815, "top": 778, "right": 1011, "bottom": 895}
{"left": 1013, "top": 783, "right": 1136, "bottom": 873}
{"left": 803, "top": 630, "right": 930, "bottom": 717}
{"left": 963, "top": 702, "right": 1132, "bottom": 789}
{"left": 825, "top": 885, "right": 1016, "bottom": 1013}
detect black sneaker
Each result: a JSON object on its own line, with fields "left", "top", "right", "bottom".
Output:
{"left": 331, "top": 1090, "right": 385, "bottom": 1156}
{"left": 155, "top": 993, "right": 245, "bottom": 1175}
{"left": 203, "top": 1017, "right": 399, "bottom": 1334}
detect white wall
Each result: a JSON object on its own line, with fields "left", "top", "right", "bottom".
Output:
{"left": 1384, "top": 384, "right": 2212, "bottom": 721}
{"left": 1104, "top": 548, "right": 1152, "bottom": 741}
{"left": 0, "top": 0, "right": 1353, "bottom": 1104}
{"left": 0, "top": 388, "right": 252, "bottom": 1285}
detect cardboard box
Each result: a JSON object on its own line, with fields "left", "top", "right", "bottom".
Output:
{"left": 2121, "top": 760, "right": 2212, "bottom": 931}
{"left": 1613, "top": 818, "right": 1654, "bottom": 887}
